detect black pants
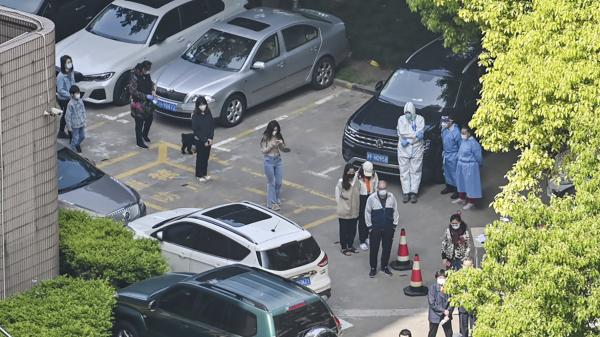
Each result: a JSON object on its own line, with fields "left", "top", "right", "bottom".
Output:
{"left": 446, "top": 184, "right": 457, "bottom": 191}
{"left": 338, "top": 218, "right": 357, "bottom": 250}
{"left": 459, "top": 308, "right": 475, "bottom": 337}
{"left": 134, "top": 116, "right": 153, "bottom": 144}
{"left": 369, "top": 227, "right": 394, "bottom": 269}
{"left": 358, "top": 195, "right": 369, "bottom": 243}
{"left": 58, "top": 99, "right": 69, "bottom": 134}
{"left": 195, "top": 143, "right": 211, "bottom": 177}
{"left": 428, "top": 321, "right": 453, "bottom": 337}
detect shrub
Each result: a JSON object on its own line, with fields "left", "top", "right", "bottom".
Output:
{"left": 0, "top": 276, "right": 115, "bottom": 337}
{"left": 59, "top": 210, "right": 169, "bottom": 288}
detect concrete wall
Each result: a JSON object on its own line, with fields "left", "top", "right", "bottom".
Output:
{"left": 0, "top": 9, "right": 58, "bottom": 299}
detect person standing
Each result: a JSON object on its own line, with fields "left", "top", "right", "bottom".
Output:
{"left": 365, "top": 180, "right": 399, "bottom": 277}
{"left": 428, "top": 269, "right": 454, "bottom": 337}
{"left": 260, "top": 120, "right": 289, "bottom": 211}
{"left": 65, "top": 85, "right": 86, "bottom": 153}
{"left": 441, "top": 213, "right": 472, "bottom": 270}
{"left": 453, "top": 127, "right": 483, "bottom": 210}
{"left": 397, "top": 102, "right": 425, "bottom": 203}
{"left": 56, "top": 55, "right": 76, "bottom": 138}
{"left": 357, "top": 161, "right": 378, "bottom": 251}
{"left": 128, "top": 61, "right": 155, "bottom": 148}
{"left": 192, "top": 96, "right": 214, "bottom": 182}
{"left": 441, "top": 115, "right": 461, "bottom": 199}
{"left": 335, "top": 163, "right": 360, "bottom": 255}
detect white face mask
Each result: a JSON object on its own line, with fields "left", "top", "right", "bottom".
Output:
{"left": 451, "top": 223, "right": 460, "bottom": 230}
{"left": 65, "top": 61, "right": 73, "bottom": 70}
{"left": 461, "top": 134, "right": 468, "bottom": 140}
{"left": 272, "top": 130, "right": 278, "bottom": 136}
{"left": 437, "top": 278, "right": 446, "bottom": 286}
{"left": 144, "top": 70, "right": 150, "bottom": 75}
{"left": 74, "top": 93, "right": 80, "bottom": 99}
{"left": 377, "top": 189, "right": 387, "bottom": 198}
{"left": 441, "top": 122, "right": 448, "bottom": 128}
{"left": 199, "top": 105, "right": 207, "bottom": 111}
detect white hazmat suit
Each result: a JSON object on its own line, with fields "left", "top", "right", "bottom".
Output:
{"left": 397, "top": 102, "right": 425, "bottom": 195}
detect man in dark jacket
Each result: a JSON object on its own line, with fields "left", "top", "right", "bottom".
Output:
{"left": 192, "top": 96, "right": 215, "bottom": 182}
{"left": 365, "top": 180, "right": 399, "bottom": 278}
{"left": 428, "top": 269, "right": 454, "bottom": 337}
{"left": 129, "top": 61, "right": 154, "bottom": 148}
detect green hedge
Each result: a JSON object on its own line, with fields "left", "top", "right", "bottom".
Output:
{"left": 59, "top": 210, "right": 169, "bottom": 288}
{"left": 0, "top": 276, "right": 115, "bottom": 337}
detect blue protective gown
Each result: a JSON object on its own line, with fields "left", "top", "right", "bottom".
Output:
{"left": 455, "top": 137, "right": 483, "bottom": 198}
{"left": 441, "top": 124, "right": 461, "bottom": 186}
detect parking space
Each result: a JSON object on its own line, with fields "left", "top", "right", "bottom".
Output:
{"left": 72, "top": 83, "right": 516, "bottom": 337}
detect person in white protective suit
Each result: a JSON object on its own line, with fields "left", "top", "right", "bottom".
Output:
{"left": 396, "top": 102, "right": 425, "bottom": 203}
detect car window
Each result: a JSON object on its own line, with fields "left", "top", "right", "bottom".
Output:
{"left": 86, "top": 4, "right": 158, "bottom": 44}
{"left": 274, "top": 301, "right": 334, "bottom": 337}
{"left": 260, "top": 237, "right": 321, "bottom": 271}
{"left": 57, "top": 148, "right": 105, "bottom": 194}
{"left": 158, "top": 285, "right": 198, "bottom": 319}
{"left": 254, "top": 34, "right": 280, "bottom": 63}
{"left": 182, "top": 29, "right": 256, "bottom": 71}
{"left": 191, "top": 226, "right": 232, "bottom": 259}
{"left": 228, "top": 239, "right": 250, "bottom": 261}
{"left": 195, "top": 291, "right": 257, "bottom": 337}
{"left": 161, "top": 222, "right": 199, "bottom": 248}
{"left": 282, "top": 24, "right": 319, "bottom": 51}
{"left": 153, "top": 8, "right": 182, "bottom": 42}
{"left": 180, "top": 0, "right": 210, "bottom": 30}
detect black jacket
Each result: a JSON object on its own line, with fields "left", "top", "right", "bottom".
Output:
{"left": 192, "top": 111, "right": 215, "bottom": 144}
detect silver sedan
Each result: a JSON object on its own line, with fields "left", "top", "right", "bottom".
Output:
{"left": 152, "top": 7, "right": 349, "bottom": 126}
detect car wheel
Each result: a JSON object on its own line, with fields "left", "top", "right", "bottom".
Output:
{"left": 114, "top": 321, "right": 140, "bottom": 337}
{"left": 311, "top": 56, "right": 335, "bottom": 90}
{"left": 220, "top": 94, "right": 246, "bottom": 127}
{"left": 113, "top": 72, "right": 131, "bottom": 106}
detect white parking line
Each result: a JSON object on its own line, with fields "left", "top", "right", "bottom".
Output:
{"left": 211, "top": 137, "right": 236, "bottom": 148}
{"left": 305, "top": 165, "right": 340, "bottom": 179}
{"left": 96, "top": 111, "right": 131, "bottom": 121}
{"left": 315, "top": 95, "right": 336, "bottom": 105}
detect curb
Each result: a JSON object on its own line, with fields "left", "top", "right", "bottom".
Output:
{"left": 334, "top": 78, "right": 376, "bottom": 95}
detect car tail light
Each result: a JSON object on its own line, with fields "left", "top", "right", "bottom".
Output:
{"left": 317, "top": 254, "right": 329, "bottom": 267}
{"left": 287, "top": 302, "right": 306, "bottom": 312}
{"left": 334, "top": 315, "right": 341, "bottom": 332}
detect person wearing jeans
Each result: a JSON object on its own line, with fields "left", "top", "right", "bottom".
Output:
{"left": 65, "top": 85, "right": 86, "bottom": 153}
{"left": 56, "top": 54, "right": 76, "bottom": 139}
{"left": 260, "top": 120, "right": 289, "bottom": 211}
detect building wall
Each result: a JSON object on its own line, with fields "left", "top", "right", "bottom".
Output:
{"left": 0, "top": 10, "right": 58, "bottom": 299}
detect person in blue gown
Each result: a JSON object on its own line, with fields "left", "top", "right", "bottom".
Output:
{"left": 440, "top": 116, "right": 461, "bottom": 199}
{"left": 452, "top": 127, "right": 482, "bottom": 210}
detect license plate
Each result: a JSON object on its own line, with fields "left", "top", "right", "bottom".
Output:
{"left": 295, "top": 277, "right": 311, "bottom": 286}
{"left": 367, "top": 152, "right": 388, "bottom": 164}
{"left": 156, "top": 99, "right": 177, "bottom": 112}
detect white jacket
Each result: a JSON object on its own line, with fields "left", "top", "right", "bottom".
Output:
{"left": 397, "top": 114, "right": 425, "bottom": 158}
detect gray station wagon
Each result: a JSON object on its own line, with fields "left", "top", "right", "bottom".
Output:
{"left": 152, "top": 7, "right": 349, "bottom": 126}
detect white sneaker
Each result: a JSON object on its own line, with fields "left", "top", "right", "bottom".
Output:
{"left": 196, "top": 177, "right": 207, "bottom": 183}
{"left": 271, "top": 204, "right": 281, "bottom": 211}
{"left": 360, "top": 243, "right": 368, "bottom": 251}
{"left": 452, "top": 198, "right": 466, "bottom": 205}
{"left": 204, "top": 175, "right": 211, "bottom": 181}
{"left": 462, "top": 203, "right": 475, "bottom": 210}
{"left": 365, "top": 238, "right": 370, "bottom": 245}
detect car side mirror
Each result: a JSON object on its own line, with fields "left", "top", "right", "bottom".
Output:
{"left": 374, "top": 81, "right": 384, "bottom": 91}
{"left": 156, "top": 231, "right": 164, "bottom": 241}
{"left": 251, "top": 61, "right": 265, "bottom": 70}
{"left": 148, "top": 300, "right": 157, "bottom": 311}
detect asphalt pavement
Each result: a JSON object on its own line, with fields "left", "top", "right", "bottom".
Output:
{"left": 63, "top": 83, "right": 517, "bottom": 337}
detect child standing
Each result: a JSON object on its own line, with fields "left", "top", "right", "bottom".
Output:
{"left": 65, "top": 85, "right": 86, "bottom": 153}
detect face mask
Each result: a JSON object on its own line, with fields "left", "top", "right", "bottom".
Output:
{"left": 199, "top": 104, "right": 207, "bottom": 111}
{"left": 144, "top": 70, "right": 150, "bottom": 75}
{"left": 74, "top": 93, "right": 80, "bottom": 99}
{"left": 461, "top": 134, "right": 468, "bottom": 140}
{"left": 377, "top": 189, "right": 387, "bottom": 198}
{"left": 441, "top": 122, "right": 448, "bottom": 128}
{"left": 451, "top": 223, "right": 460, "bottom": 230}
{"left": 437, "top": 278, "right": 446, "bottom": 286}
{"left": 346, "top": 173, "right": 354, "bottom": 179}
{"left": 65, "top": 62, "right": 73, "bottom": 70}
{"left": 405, "top": 113, "right": 413, "bottom": 120}
{"left": 272, "top": 130, "right": 278, "bottom": 136}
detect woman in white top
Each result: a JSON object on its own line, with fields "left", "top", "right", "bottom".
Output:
{"left": 335, "top": 163, "right": 360, "bottom": 255}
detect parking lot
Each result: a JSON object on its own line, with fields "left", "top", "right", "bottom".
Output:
{"left": 70, "top": 84, "right": 516, "bottom": 336}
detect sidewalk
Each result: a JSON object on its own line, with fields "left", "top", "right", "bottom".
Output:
{"left": 360, "top": 308, "right": 461, "bottom": 337}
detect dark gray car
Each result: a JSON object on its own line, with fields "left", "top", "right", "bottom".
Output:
{"left": 57, "top": 145, "right": 145, "bottom": 223}
{"left": 152, "top": 7, "right": 349, "bottom": 127}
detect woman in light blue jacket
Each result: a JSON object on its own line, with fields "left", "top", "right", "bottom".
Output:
{"left": 453, "top": 127, "right": 482, "bottom": 210}
{"left": 56, "top": 55, "right": 75, "bottom": 138}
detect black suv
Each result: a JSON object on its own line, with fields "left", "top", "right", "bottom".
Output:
{"left": 342, "top": 37, "right": 481, "bottom": 181}
{"left": 114, "top": 265, "right": 341, "bottom": 337}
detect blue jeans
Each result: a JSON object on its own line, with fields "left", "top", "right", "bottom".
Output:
{"left": 70, "top": 127, "right": 85, "bottom": 149}
{"left": 263, "top": 155, "right": 282, "bottom": 208}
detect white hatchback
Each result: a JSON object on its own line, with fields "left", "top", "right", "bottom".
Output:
{"left": 55, "top": 0, "right": 247, "bottom": 105}
{"left": 127, "top": 201, "right": 332, "bottom": 297}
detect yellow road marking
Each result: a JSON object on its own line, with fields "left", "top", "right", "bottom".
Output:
{"left": 304, "top": 214, "right": 338, "bottom": 229}
{"left": 97, "top": 151, "right": 140, "bottom": 169}
{"left": 115, "top": 161, "right": 162, "bottom": 179}
{"left": 144, "top": 201, "right": 168, "bottom": 212}
{"left": 163, "top": 141, "right": 229, "bottom": 166}
{"left": 244, "top": 187, "right": 266, "bottom": 196}
{"left": 87, "top": 121, "right": 107, "bottom": 131}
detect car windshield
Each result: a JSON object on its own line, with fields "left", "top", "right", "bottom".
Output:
{"left": 57, "top": 148, "right": 104, "bottom": 194}
{"left": 380, "top": 69, "right": 456, "bottom": 108}
{"left": 86, "top": 4, "right": 157, "bottom": 44}
{"left": 0, "top": 0, "right": 44, "bottom": 13}
{"left": 260, "top": 237, "right": 321, "bottom": 271}
{"left": 182, "top": 29, "right": 256, "bottom": 71}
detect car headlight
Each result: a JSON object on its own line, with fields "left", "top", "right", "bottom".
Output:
{"left": 82, "top": 72, "right": 115, "bottom": 81}
{"left": 187, "top": 94, "right": 215, "bottom": 104}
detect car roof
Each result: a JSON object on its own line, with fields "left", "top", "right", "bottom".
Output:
{"left": 213, "top": 7, "right": 312, "bottom": 40}
{"left": 187, "top": 265, "right": 318, "bottom": 311}
{"left": 402, "top": 37, "right": 480, "bottom": 77}
{"left": 113, "top": 0, "right": 188, "bottom": 15}
{"left": 189, "top": 201, "right": 310, "bottom": 247}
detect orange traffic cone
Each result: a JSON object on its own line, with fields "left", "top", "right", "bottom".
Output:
{"left": 403, "top": 254, "right": 428, "bottom": 296}
{"left": 390, "top": 228, "right": 413, "bottom": 271}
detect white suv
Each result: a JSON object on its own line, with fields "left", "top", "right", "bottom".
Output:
{"left": 127, "top": 201, "right": 332, "bottom": 297}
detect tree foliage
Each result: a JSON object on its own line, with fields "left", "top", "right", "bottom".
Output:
{"left": 410, "top": 0, "right": 600, "bottom": 336}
